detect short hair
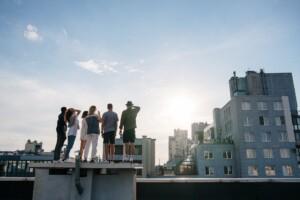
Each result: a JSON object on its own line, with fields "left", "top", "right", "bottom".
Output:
{"left": 61, "top": 107, "right": 67, "bottom": 113}
{"left": 107, "top": 103, "right": 113, "bottom": 109}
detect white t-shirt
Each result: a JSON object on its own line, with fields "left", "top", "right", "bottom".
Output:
{"left": 68, "top": 114, "right": 79, "bottom": 136}
{"left": 80, "top": 118, "right": 87, "bottom": 140}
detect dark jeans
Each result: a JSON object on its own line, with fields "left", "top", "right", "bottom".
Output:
{"left": 64, "top": 135, "right": 76, "bottom": 160}
{"left": 54, "top": 129, "right": 66, "bottom": 160}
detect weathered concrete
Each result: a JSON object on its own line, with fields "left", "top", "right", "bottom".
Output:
{"left": 29, "top": 162, "right": 142, "bottom": 200}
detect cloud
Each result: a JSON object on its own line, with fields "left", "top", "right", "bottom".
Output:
{"left": 74, "top": 59, "right": 118, "bottom": 74}
{"left": 24, "top": 24, "right": 42, "bottom": 41}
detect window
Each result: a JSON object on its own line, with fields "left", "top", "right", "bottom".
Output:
{"left": 275, "top": 116, "right": 285, "bottom": 126}
{"left": 244, "top": 132, "right": 255, "bottom": 142}
{"left": 205, "top": 166, "right": 214, "bottom": 176}
{"left": 248, "top": 166, "right": 258, "bottom": 176}
{"left": 115, "top": 145, "right": 123, "bottom": 155}
{"left": 224, "top": 166, "right": 233, "bottom": 175}
{"left": 259, "top": 116, "right": 269, "bottom": 126}
{"left": 273, "top": 102, "right": 283, "bottom": 111}
{"left": 265, "top": 166, "right": 276, "bottom": 176}
{"left": 282, "top": 165, "right": 293, "bottom": 176}
{"left": 263, "top": 149, "right": 273, "bottom": 159}
{"left": 244, "top": 117, "right": 251, "bottom": 126}
{"left": 135, "top": 145, "right": 143, "bottom": 155}
{"left": 279, "top": 132, "right": 288, "bottom": 142}
{"left": 262, "top": 132, "right": 271, "bottom": 142}
{"left": 257, "top": 102, "right": 268, "bottom": 110}
{"left": 204, "top": 151, "right": 213, "bottom": 160}
{"left": 246, "top": 149, "right": 256, "bottom": 159}
{"left": 280, "top": 149, "right": 290, "bottom": 158}
{"left": 241, "top": 102, "right": 251, "bottom": 110}
{"left": 223, "top": 151, "right": 232, "bottom": 159}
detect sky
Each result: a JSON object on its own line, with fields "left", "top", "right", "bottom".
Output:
{"left": 0, "top": 0, "right": 300, "bottom": 164}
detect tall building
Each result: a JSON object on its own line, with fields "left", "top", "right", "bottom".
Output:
{"left": 168, "top": 129, "right": 188, "bottom": 162}
{"left": 191, "top": 122, "right": 208, "bottom": 143}
{"left": 194, "top": 70, "right": 300, "bottom": 178}
{"left": 114, "top": 136, "right": 155, "bottom": 177}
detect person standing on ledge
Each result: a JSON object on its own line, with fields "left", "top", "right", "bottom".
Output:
{"left": 101, "top": 103, "right": 119, "bottom": 163}
{"left": 83, "top": 105, "right": 101, "bottom": 163}
{"left": 79, "top": 111, "right": 89, "bottom": 161}
{"left": 63, "top": 108, "right": 81, "bottom": 161}
{"left": 54, "top": 107, "right": 67, "bottom": 162}
{"left": 119, "top": 101, "right": 140, "bottom": 162}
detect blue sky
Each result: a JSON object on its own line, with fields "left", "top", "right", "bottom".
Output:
{"left": 0, "top": 0, "right": 300, "bottom": 163}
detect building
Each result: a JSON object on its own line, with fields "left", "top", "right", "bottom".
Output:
{"left": 195, "top": 70, "right": 300, "bottom": 178}
{"left": 114, "top": 136, "right": 155, "bottom": 177}
{"left": 203, "top": 124, "right": 215, "bottom": 143}
{"left": 0, "top": 140, "right": 53, "bottom": 177}
{"left": 25, "top": 140, "right": 43, "bottom": 153}
{"left": 168, "top": 129, "right": 188, "bottom": 162}
{"left": 194, "top": 143, "right": 235, "bottom": 177}
{"left": 191, "top": 122, "right": 208, "bottom": 143}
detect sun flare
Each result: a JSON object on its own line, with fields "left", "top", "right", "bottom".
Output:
{"left": 163, "top": 94, "right": 196, "bottom": 127}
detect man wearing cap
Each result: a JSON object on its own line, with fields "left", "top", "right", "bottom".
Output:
{"left": 119, "top": 101, "right": 140, "bottom": 162}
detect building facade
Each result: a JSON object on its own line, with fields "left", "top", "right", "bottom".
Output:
{"left": 114, "top": 136, "right": 155, "bottom": 177}
{"left": 195, "top": 70, "right": 300, "bottom": 178}
{"left": 191, "top": 122, "right": 208, "bottom": 143}
{"left": 0, "top": 140, "right": 53, "bottom": 177}
{"left": 168, "top": 129, "right": 188, "bottom": 162}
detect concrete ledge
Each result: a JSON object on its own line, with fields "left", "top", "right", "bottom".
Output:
{"left": 0, "top": 177, "right": 35, "bottom": 181}
{"left": 137, "top": 177, "right": 300, "bottom": 183}
{"left": 29, "top": 162, "right": 143, "bottom": 169}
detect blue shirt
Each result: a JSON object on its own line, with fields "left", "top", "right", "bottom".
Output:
{"left": 102, "top": 111, "right": 118, "bottom": 133}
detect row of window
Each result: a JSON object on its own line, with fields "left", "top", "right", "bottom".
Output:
{"left": 244, "top": 116, "right": 285, "bottom": 126}
{"left": 204, "top": 165, "right": 293, "bottom": 176}
{"left": 205, "top": 166, "right": 233, "bottom": 176}
{"left": 246, "top": 148, "right": 291, "bottom": 159}
{"left": 241, "top": 102, "right": 283, "bottom": 111}
{"left": 248, "top": 165, "right": 293, "bottom": 176}
{"left": 204, "top": 151, "right": 232, "bottom": 160}
{"left": 244, "top": 131, "right": 288, "bottom": 143}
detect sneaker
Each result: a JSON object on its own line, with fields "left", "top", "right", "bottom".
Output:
{"left": 122, "top": 155, "right": 128, "bottom": 162}
{"left": 64, "top": 158, "right": 73, "bottom": 162}
{"left": 90, "top": 159, "right": 95, "bottom": 163}
{"left": 82, "top": 159, "right": 87, "bottom": 163}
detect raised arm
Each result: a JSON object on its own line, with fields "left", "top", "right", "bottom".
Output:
{"left": 133, "top": 106, "right": 140, "bottom": 113}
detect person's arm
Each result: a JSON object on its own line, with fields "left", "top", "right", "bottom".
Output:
{"left": 101, "top": 114, "right": 105, "bottom": 134}
{"left": 115, "top": 114, "right": 119, "bottom": 133}
{"left": 119, "top": 112, "right": 124, "bottom": 133}
{"left": 133, "top": 106, "right": 140, "bottom": 113}
{"left": 97, "top": 111, "right": 102, "bottom": 123}
{"left": 75, "top": 109, "right": 81, "bottom": 116}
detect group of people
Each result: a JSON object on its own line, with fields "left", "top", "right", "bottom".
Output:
{"left": 54, "top": 101, "right": 140, "bottom": 163}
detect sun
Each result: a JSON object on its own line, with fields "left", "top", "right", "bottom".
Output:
{"left": 162, "top": 94, "right": 196, "bottom": 127}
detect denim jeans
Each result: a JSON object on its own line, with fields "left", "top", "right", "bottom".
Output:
{"left": 64, "top": 135, "right": 76, "bottom": 159}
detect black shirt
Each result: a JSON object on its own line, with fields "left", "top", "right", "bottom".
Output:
{"left": 56, "top": 112, "right": 66, "bottom": 131}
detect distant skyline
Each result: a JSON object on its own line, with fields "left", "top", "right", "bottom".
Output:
{"left": 0, "top": 0, "right": 300, "bottom": 163}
